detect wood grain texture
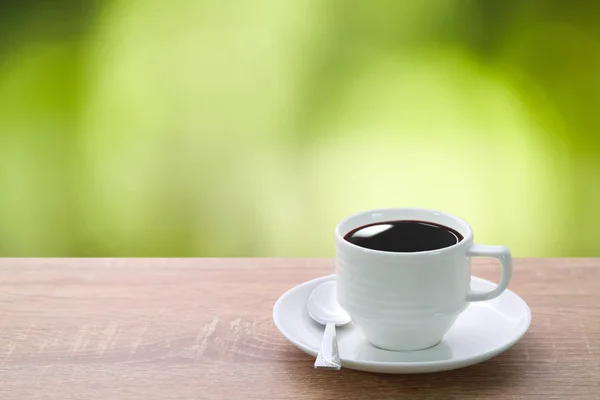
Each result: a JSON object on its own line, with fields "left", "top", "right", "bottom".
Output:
{"left": 0, "top": 258, "right": 598, "bottom": 400}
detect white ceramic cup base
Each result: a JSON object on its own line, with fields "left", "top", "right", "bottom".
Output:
{"left": 358, "top": 318, "right": 452, "bottom": 352}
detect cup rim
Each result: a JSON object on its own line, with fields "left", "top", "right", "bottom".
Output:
{"left": 335, "top": 207, "right": 474, "bottom": 256}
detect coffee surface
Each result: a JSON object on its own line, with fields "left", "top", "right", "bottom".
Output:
{"left": 343, "top": 220, "right": 463, "bottom": 252}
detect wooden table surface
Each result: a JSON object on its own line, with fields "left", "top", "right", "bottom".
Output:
{"left": 0, "top": 258, "right": 598, "bottom": 399}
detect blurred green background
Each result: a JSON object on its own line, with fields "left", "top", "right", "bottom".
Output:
{"left": 0, "top": 0, "right": 599, "bottom": 257}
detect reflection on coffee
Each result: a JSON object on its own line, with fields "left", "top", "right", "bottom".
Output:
{"left": 344, "top": 220, "right": 463, "bottom": 253}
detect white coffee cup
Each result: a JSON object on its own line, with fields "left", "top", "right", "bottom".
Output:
{"left": 335, "top": 208, "right": 512, "bottom": 351}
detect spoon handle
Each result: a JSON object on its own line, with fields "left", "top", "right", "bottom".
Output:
{"left": 314, "top": 322, "right": 341, "bottom": 369}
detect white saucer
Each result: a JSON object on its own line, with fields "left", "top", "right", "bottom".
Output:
{"left": 273, "top": 275, "right": 531, "bottom": 374}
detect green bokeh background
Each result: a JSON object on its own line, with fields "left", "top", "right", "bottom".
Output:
{"left": 1, "top": 1, "right": 599, "bottom": 257}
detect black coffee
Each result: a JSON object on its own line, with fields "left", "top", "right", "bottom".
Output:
{"left": 344, "top": 220, "right": 463, "bottom": 253}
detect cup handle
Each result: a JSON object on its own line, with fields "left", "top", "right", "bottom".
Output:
{"left": 466, "top": 244, "right": 513, "bottom": 302}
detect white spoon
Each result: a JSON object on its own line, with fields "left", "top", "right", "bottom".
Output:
{"left": 307, "top": 280, "right": 352, "bottom": 369}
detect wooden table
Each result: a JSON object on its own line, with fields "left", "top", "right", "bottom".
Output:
{"left": 0, "top": 258, "right": 598, "bottom": 399}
